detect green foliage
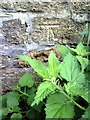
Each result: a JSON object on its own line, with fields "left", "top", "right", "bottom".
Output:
{"left": 1, "top": 73, "right": 43, "bottom": 119}
{"left": 70, "top": 42, "right": 89, "bottom": 56}
{"left": 57, "top": 42, "right": 90, "bottom": 57}
{"left": 7, "top": 92, "right": 19, "bottom": 109}
{"left": 19, "top": 73, "right": 34, "bottom": 87}
{"left": 48, "top": 51, "right": 59, "bottom": 78}
{"left": 1, "top": 42, "right": 90, "bottom": 119}
{"left": 17, "top": 55, "right": 49, "bottom": 79}
{"left": 31, "top": 81, "right": 56, "bottom": 106}
{"left": 82, "top": 105, "right": 90, "bottom": 119}
{"left": 76, "top": 56, "right": 89, "bottom": 71}
{"left": 1, "top": 108, "right": 9, "bottom": 116}
{"left": 56, "top": 44, "right": 74, "bottom": 57}
{"left": 11, "top": 113, "right": 22, "bottom": 119}
{"left": 60, "top": 53, "right": 85, "bottom": 83}
{"left": 80, "top": 23, "right": 90, "bottom": 44}
{"left": 18, "top": 52, "right": 60, "bottom": 80}
{"left": 45, "top": 93, "right": 74, "bottom": 118}
{"left": 27, "top": 88, "right": 36, "bottom": 106}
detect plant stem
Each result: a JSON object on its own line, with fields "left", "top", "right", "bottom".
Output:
{"left": 54, "top": 84, "right": 86, "bottom": 111}
{"left": 18, "top": 90, "right": 29, "bottom": 97}
{"left": 60, "top": 89, "right": 86, "bottom": 111}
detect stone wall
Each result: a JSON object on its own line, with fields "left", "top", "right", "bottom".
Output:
{"left": 0, "top": 1, "right": 89, "bottom": 44}
{"left": 0, "top": 0, "right": 89, "bottom": 92}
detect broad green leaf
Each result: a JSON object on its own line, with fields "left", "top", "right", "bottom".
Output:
{"left": 48, "top": 51, "right": 59, "bottom": 78}
{"left": 19, "top": 73, "right": 34, "bottom": 87}
{"left": 70, "top": 42, "right": 89, "bottom": 56}
{"left": 1, "top": 108, "right": 9, "bottom": 116}
{"left": 85, "top": 72, "right": 90, "bottom": 81}
{"left": 65, "top": 82, "right": 89, "bottom": 102}
{"left": 27, "top": 87, "right": 36, "bottom": 95}
{"left": 27, "top": 87, "right": 36, "bottom": 106}
{"left": 0, "top": 95, "right": 7, "bottom": 107}
{"left": 45, "top": 93, "right": 74, "bottom": 118}
{"left": 26, "top": 109, "right": 41, "bottom": 119}
{"left": 11, "top": 84, "right": 20, "bottom": 91}
{"left": 56, "top": 44, "right": 74, "bottom": 57}
{"left": 32, "top": 102, "right": 43, "bottom": 112}
{"left": 31, "top": 81, "right": 56, "bottom": 106}
{"left": 26, "top": 109, "right": 37, "bottom": 119}
{"left": 7, "top": 92, "right": 19, "bottom": 108}
{"left": 27, "top": 87, "right": 37, "bottom": 106}
{"left": 60, "top": 53, "right": 85, "bottom": 84}
{"left": 27, "top": 95, "right": 35, "bottom": 106}
{"left": 0, "top": 109, "right": 1, "bottom": 117}
{"left": 82, "top": 105, "right": 90, "bottom": 119}
{"left": 76, "top": 42, "right": 88, "bottom": 56}
{"left": 76, "top": 56, "right": 89, "bottom": 70}
{"left": 81, "top": 90, "right": 90, "bottom": 103}
{"left": 18, "top": 55, "right": 49, "bottom": 78}
{"left": 11, "top": 113, "right": 22, "bottom": 119}
{"left": 12, "top": 107, "right": 20, "bottom": 112}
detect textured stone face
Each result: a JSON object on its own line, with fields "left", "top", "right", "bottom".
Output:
{"left": 2, "top": 19, "right": 28, "bottom": 44}
{"left": 32, "top": 17, "right": 85, "bottom": 43}
{"left": 0, "top": 1, "right": 88, "bottom": 44}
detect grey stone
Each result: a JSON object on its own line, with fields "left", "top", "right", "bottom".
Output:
{"left": 39, "top": 42, "right": 55, "bottom": 46}
{"left": 2, "top": 19, "right": 28, "bottom": 44}
{"left": 32, "top": 17, "right": 85, "bottom": 43}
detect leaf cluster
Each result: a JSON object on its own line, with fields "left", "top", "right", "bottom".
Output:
{"left": 1, "top": 42, "right": 90, "bottom": 119}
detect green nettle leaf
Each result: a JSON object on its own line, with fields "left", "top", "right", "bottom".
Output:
{"left": 1, "top": 108, "right": 9, "bottom": 116}
{"left": 60, "top": 53, "right": 85, "bottom": 84}
{"left": 82, "top": 105, "right": 90, "bottom": 119}
{"left": 81, "top": 90, "right": 90, "bottom": 103}
{"left": 27, "top": 95, "right": 35, "bottom": 106}
{"left": 11, "top": 113, "right": 22, "bottom": 119}
{"left": 19, "top": 73, "right": 34, "bottom": 87}
{"left": 26, "top": 109, "right": 41, "bottom": 119}
{"left": 0, "top": 109, "right": 1, "bottom": 117}
{"left": 18, "top": 55, "right": 49, "bottom": 78}
{"left": 27, "top": 87, "right": 36, "bottom": 96}
{"left": 11, "top": 84, "right": 20, "bottom": 91}
{"left": 70, "top": 42, "right": 89, "bottom": 56}
{"left": 0, "top": 95, "right": 7, "bottom": 107}
{"left": 65, "top": 82, "right": 89, "bottom": 102}
{"left": 45, "top": 93, "right": 74, "bottom": 118}
{"left": 48, "top": 51, "right": 59, "bottom": 78}
{"left": 7, "top": 92, "right": 19, "bottom": 108}
{"left": 31, "top": 81, "right": 56, "bottom": 106}
{"left": 12, "top": 106, "right": 21, "bottom": 112}
{"left": 56, "top": 44, "right": 74, "bottom": 57}
{"left": 32, "top": 102, "right": 44, "bottom": 112}
{"left": 26, "top": 109, "right": 37, "bottom": 119}
{"left": 76, "top": 56, "right": 89, "bottom": 70}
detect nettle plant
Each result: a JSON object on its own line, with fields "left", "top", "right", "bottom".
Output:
{"left": 1, "top": 42, "right": 90, "bottom": 119}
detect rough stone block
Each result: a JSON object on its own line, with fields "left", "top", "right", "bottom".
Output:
{"left": 32, "top": 17, "right": 86, "bottom": 43}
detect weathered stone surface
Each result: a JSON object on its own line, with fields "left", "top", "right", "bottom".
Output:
{"left": 70, "top": 2, "right": 90, "bottom": 22}
{"left": 0, "top": 2, "right": 68, "bottom": 12}
{"left": 0, "top": 12, "right": 38, "bottom": 44}
{"left": 2, "top": 19, "right": 28, "bottom": 44}
{"left": 32, "top": 17, "right": 85, "bottom": 43}
{"left": 0, "top": 1, "right": 89, "bottom": 44}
